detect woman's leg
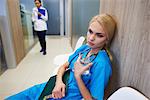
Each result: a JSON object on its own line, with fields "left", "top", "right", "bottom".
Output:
{"left": 5, "top": 82, "right": 46, "bottom": 100}
{"left": 40, "top": 30, "right": 46, "bottom": 55}
{"left": 36, "top": 31, "right": 43, "bottom": 51}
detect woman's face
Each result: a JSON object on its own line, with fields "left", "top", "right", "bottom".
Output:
{"left": 87, "top": 21, "right": 107, "bottom": 50}
{"left": 35, "top": 1, "right": 41, "bottom": 8}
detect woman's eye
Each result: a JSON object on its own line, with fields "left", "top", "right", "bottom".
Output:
{"left": 88, "top": 29, "right": 93, "bottom": 34}
{"left": 97, "top": 34, "right": 104, "bottom": 37}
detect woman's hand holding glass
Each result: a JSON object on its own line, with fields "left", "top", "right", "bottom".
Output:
{"left": 74, "top": 54, "right": 93, "bottom": 78}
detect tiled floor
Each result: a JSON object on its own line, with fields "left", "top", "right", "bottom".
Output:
{"left": 0, "top": 36, "right": 72, "bottom": 99}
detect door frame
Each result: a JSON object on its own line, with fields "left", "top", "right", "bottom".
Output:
{"left": 60, "top": 0, "right": 72, "bottom": 37}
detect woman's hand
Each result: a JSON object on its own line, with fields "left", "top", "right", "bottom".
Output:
{"left": 38, "top": 12, "right": 42, "bottom": 16}
{"left": 74, "top": 55, "right": 93, "bottom": 78}
{"left": 74, "top": 55, "right": 93, "bottom": 100}
{"left": 51, "top": 81, "right": 66, "bottom": 99}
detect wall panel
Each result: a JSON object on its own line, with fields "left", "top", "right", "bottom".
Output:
{"left": 100, "top": 0, "right": 150, "bottom": 99}
{"left": 7, "top": 0, "right": 25, "bottom": 64}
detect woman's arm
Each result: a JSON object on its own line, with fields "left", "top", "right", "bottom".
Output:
{"left": 51, "top": 62, "right": 69, "bottom": 99}
{"left": 56, "top": 62, "right": 69, "bottom": 84}
{"left": 74, "top": 55, "right": 94, "bottom": 100}
{"left": 32, "top": 8, "right": 37, "bottom": 22}
{"left": 75, "top": 76, "right": 93, "bottom": 100}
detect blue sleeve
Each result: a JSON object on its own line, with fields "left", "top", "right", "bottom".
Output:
{"left": 88, "top": 61, "right": 112, "bottom": 100}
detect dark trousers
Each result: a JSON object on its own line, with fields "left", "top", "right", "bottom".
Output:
{"left": 36, "top": 30, "right": 46, "bottom": 52}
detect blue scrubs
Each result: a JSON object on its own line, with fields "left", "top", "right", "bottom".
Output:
{"left": 6, "top": 45, "right": 112, "bottom": 100}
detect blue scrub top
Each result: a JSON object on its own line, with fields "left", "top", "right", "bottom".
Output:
{"left": 63, "top": 45, "right": 112, "bottom": 100}
{"left": 6, "top": 45, "right": 112, "bottom": 100}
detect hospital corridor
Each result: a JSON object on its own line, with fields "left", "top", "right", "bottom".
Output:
{"left": 0, "top": 0, "right": 150, "bottom": 100}
{"left": 0, "top": 36, "right": 72, "bottom": 99}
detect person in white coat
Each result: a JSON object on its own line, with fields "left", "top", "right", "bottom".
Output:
{"left": 32, "top": 0, "right": 48, "bottom": 55}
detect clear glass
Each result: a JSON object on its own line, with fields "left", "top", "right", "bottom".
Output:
{"left": 19, "top": 0, "right": 37, "bottom": 53}
{"left": 80, "top": 52, "right": 97, "bottom": 66}
{"left": 71, "top": 51, "right": 97, "bottom": 75}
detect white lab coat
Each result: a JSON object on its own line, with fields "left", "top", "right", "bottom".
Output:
{"left": 32, "top": 6, "right": 48, "bottom": 31}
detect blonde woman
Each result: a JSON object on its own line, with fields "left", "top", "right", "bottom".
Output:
{"left": 6, "top": 14, "right": 116, "bottom": 100}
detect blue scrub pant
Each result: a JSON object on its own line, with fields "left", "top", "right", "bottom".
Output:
{"left": 5, "top": 83, "right": 46, "bottom": 100}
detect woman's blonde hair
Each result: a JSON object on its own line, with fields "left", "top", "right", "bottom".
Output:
{"left": 89, "top": 14, "right": 116, "bottom": 47}
{"left": 89, "top": 14, "right": 116, "bottom": 62}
